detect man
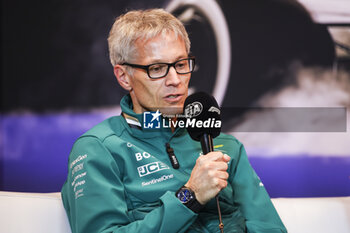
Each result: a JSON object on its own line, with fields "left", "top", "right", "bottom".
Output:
{"left": 61, "top": 9, "right": 287, "bottom": 233}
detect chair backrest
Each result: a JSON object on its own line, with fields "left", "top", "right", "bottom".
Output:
{"left": 272, "top": 196, "right": 350, "bottom": 233}
{"left": 0, "top": 191, "right": 349, "bottom": 233}
{"left": 0, "top": 191, "right": 72, "bottom": 233}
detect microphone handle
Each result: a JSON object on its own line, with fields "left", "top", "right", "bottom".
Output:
{"left": 199, "top": 133, "right": 224, "bottom": 233}
{"left": 200, "top": 133, "right": 214, "bottom": 155}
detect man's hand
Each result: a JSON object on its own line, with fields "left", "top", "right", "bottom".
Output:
{"left": 185, "top": 152, "right": 231, "bottom": 205}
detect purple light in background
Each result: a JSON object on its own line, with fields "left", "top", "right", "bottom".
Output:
{"left": 1, "top": 112, "right": 112, "bottom": 192}
{"left": 1, "top": 112, "right": 349, "bottom": 197}
{"left": 250, "top": 156, "right": 350, "bottom": 198}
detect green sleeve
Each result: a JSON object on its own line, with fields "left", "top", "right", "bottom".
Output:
{"left": 61, "top": 136, "right": 197, "bottom": 233}
{"left": 229, "top": 143, "right": 287, "bottom": 233}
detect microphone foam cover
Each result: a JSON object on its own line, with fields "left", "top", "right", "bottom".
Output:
{"left": 183, "top": 92, "right": 221, "bottom": 141}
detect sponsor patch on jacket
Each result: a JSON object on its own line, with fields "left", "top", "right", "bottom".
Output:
{"left": 141, "top": 174, "right": 174, "bottom": 186}
{"left": 137, "top": 161, "right": 169, "bottom": 177}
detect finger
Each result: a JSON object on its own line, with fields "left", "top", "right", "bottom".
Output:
{"left": 201, "top": 151, "right": 223, "bottom": 162}
{"left": 212, "top": 154, "right": 231, "bottom": 164}
{"left": 212, "top": 161, "right": 229, "bottom": 171}
{"left": 217, "top": 179, "right": 228, "bottom": 190}
{"left": 216, "top": 171, "right": 229, "bottom": 180}
{"left": 223, "top": 154, "right": 231, "bottom": 162}
{"left": 209, "top": 151, "right": 225, "bottom": 161}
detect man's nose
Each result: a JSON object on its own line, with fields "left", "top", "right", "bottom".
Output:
{"left": 165, "top": 66, "right": 181, "bottom": 86}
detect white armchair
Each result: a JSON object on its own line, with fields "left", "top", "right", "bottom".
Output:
{"left": 0, "top": 192, "right": 71, "bottom": 233}
{"left": 0, "top": 191, "right": 349, "bottom": 233}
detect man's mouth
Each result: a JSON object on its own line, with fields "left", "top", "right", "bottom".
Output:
{"left": 167, "top": 94, "right": 180, "bottom": 99}
{"left": 164, "top": 94, "right": 183, "bottom": 102}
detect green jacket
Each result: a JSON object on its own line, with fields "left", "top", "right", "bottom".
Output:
{"left": 61, "top": 94, "right": 287, "bottom": 233}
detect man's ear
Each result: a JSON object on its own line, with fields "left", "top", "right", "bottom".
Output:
{"left": 114, "top": 65, "right": 132, "bottom": 91}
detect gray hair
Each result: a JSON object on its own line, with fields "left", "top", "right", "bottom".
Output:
{"left": 108, "top": 8, "right": 191, "bottom": 66}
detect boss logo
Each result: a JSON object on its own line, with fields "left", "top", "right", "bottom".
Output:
{"left": 135, "top": 152, "right": 151, "bottom": 161}
{"left": 137, "top": 162, "right": 169, "bottom": 177}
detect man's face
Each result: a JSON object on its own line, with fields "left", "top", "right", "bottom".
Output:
{"left": 126, "top": 32, "right": 191, "bottom": 115}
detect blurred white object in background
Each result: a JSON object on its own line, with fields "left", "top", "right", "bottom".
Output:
{"left": 0, "top": 191, "right": 349, "bottom": 233}
{"left": 297, "top": 0, "right": 350, "bottom": 24}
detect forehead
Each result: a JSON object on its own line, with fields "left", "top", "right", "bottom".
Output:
{"left": 134, "top": 32, "right": 187, "bottom": 64}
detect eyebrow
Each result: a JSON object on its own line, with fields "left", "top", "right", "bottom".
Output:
{"left": 148, "top": 55, "right": 188, "bottom": 64}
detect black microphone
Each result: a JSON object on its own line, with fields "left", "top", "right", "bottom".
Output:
{"left": 183, "top": 91, "right": 221, "bottom": 154}
{"left": 183, "top": 92, "right": 224, "bottom": 232}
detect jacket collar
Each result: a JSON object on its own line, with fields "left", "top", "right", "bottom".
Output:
{"left": 119, "top": 94, "right": 186, "bottom": 139}
{"left": 120, "top": 94, "right": 143, "bottom": 127}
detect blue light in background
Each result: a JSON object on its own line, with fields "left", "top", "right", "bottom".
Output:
{"left": 1, "top": 112, "right": 109, "bottom": 192}
{"left": 1, "top": 112, "right": 349, "bottom": 197}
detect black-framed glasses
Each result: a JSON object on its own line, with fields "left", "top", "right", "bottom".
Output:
{"left": 122, "top": 57, "right": 195, "bottom": 79}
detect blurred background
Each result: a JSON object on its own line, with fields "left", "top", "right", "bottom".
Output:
{"left": 1, "top": 0, "right": 350, "bottom": 197}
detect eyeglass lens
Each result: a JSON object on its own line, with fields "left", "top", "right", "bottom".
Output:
{"left": 148, "top": 58, "right": 194, "bottom": 78}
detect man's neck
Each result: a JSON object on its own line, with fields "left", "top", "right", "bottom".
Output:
{"left": 170, "top": 117, "right": 177, "bottom": 133}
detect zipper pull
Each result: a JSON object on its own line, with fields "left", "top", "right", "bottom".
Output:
{"left": 165, "top": 143, "right": 180, "bottom": 169}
